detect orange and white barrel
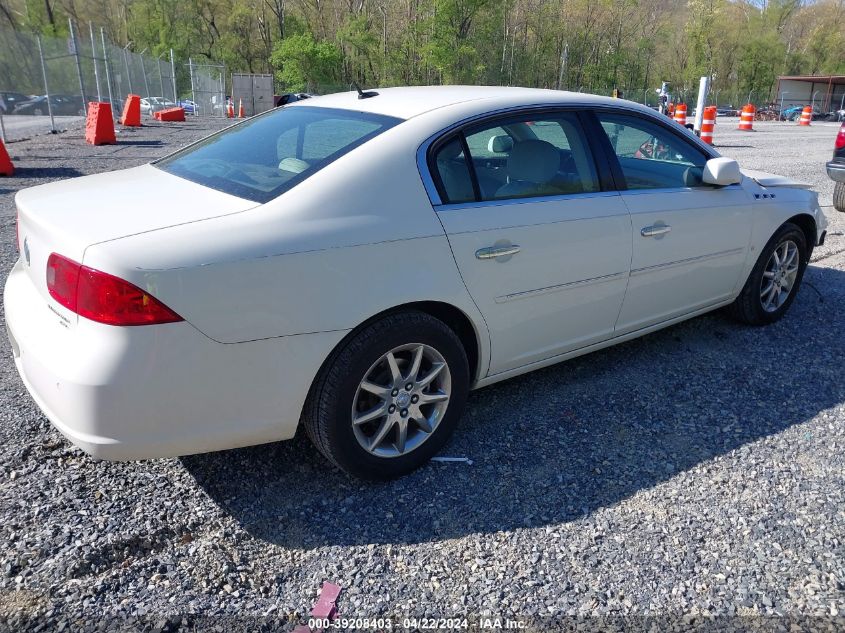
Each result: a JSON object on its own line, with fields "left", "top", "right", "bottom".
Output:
{"left": 700, "top": 106, "right": 717, "bottom": 144}
{"left": 674, "top": 103, "right": 688, "bottom": 126}
{"left": 798, "top": 106, "right": 812, "bottom": 126}
{"left": 738, "top": 104, "right": 755, "bottom": 131}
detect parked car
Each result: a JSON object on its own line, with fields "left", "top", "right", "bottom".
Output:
{"left": 6, "top": 86, "right": 828, "bottom": 479}
{"left": 828, "top": 122, "right": 845, "bottom": 212}
{"left": 780, "top": 105, "right": 824, "bottom": 121}
{"left": 274, "top": 92, "right": 312, "bottom": 107}
{"left": 715, "top": 107, "right": 737, "bottom": 117}
{"left": 177, "top": 99, "right": 200, "bottom": 115}
{"left": 140, "top": 97, "right": 176, "bottom": 115}
{"left": 824, "top": 109, "right": 845, "bottom": 122}
{"left": 13, "top": 94, "right": 86, "bottom": 116}
{"left": 0, "top": 91, "right": 31, "bottom": 114}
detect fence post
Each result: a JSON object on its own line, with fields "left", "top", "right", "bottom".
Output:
{"left": 123, "top": 45, "right": 133, "bottom": 95}
{"left": 100, "top": 28, "right": 114, "bottom": 107}
{"left": 188, "top": 58, "right": 197, "bottom": 115}
{"left": 140, "top": 53, "right": 151, "bottom": 100}
{"left": 68, "top": 19, "right": 87, "bottom": 106}
{"left": 158, "top": 56, "right": 165, "bottom": 102}
{"left": 89, "top": 22, "right": 102, "bottom": 101}
{"left": 219, "top": 68, "right": 225, "bottom": 118}
{"left": 36, "top": 35, "right": 57, "bottom": 133}
{"left": 170, "top": 49, "right": 178, "bottom": 103}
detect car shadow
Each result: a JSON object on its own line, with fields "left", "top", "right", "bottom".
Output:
{"left": 116, "top": 140, "right": 164, "bottom": 147}
{"left": 183, "top": 261, "right": 844, "bottom": 550}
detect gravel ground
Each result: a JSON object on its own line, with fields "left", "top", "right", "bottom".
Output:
{"left": 0, "top": 117, "right": 844, "bottom": 632}
{"left": 1, "top": 114, "right": 85, "bottom": 143}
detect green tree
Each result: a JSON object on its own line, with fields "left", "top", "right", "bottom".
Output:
{"left": 270, "top": 31, "right": 342, "bottom": 91}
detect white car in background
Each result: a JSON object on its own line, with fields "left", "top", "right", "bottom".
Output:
{"left": 6, "top": 86, "right": 828, "bottom": 479}
{"left": 140, "top": 96, "right": 176, "bottom": 115}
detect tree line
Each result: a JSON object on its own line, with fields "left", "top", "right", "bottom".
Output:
{"left": 2, "top": 0, "right": 844, "bottom": 105}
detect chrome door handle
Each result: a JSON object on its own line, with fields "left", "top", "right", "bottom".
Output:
{"left": 641, "top": 225, "right": 671, "bottom": 237}
{"left": 475, "top": 245, "right": 521, "bottom": 260}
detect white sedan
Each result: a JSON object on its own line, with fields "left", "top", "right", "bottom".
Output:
{"left": 6, "top": 87, "right": 828, "bottom": 479}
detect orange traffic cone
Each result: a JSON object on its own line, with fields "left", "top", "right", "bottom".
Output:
{"left": 0, "top": 138, "right": 13, "bottom": 176}
{"left": 226, "top": 100, "right": 234, "bottom": 118}
{"left": 798, "top": 106, "right": 812, "bottom": 126}
{"left": 738, "top": 104, "right": 755, "bottom": 131}
{"left": 238, "top": 99, "right": 245, "bottom": 118}
{"left": 700, "top": 106, "right": 717, "bottom": 145}
{"left": 673, "top": 103, "right": 688, "bottom": 126}
{"left": 85, "top": 102, "right": 116, "bottom": 145}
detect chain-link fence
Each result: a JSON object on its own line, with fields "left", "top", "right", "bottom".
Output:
{"left": 188, "top": 60, "right": 226, "bottom": 118}
{"left": 0, "top": 20, "right": 226, "bottom": 141}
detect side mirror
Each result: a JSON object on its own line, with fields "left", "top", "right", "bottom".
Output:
{"left": 702, "top": 157, "right": 741, "bottom": 186}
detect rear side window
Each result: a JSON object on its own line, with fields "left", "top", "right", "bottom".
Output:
{"left": 157, "top": 106, "right": 401, "bottom": 203}
{"left": 430, "top": 137, "right": 476, "bottom": 204}
{"left": 430, "top": 111, "right": 600, "bottom": 204}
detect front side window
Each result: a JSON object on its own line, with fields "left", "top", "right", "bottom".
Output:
{"left": 597, "top": 113, "right": 709, "bottom": 190}
{"left": 430, "top": 111, "right": 600, "bottom": 204}
{"left": 157, "top": 106, "right": 401, "bottom": 203}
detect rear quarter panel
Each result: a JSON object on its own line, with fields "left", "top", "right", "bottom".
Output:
{"left": 82, "top": 119, "right": 491, "bottom": 370}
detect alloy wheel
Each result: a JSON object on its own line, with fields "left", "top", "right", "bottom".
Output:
{"left": 760, "top": 239, "right": 799, "bottom": 313}
{"left": 351, "top": 343, "right": 451, "bottom": 458}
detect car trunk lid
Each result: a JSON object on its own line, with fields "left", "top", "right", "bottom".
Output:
{"left": 15, "top": 164, "right": 258, "bottom": 317}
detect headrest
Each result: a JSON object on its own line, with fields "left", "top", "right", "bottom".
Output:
{"left": 507, "top": 140, "right": 559, "bottom": 184}
{"left": 278, "top": 157, "right": 310, "bottom": 174}
{"left": 487, "top": 135, "right": 514, "bottom": 153}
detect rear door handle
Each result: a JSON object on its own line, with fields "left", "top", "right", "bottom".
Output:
{"left": 475, "top": 245, "right": 521, "bottom": 260}
{"left": 641, "top": 225, "right": 671, "bottom": 237}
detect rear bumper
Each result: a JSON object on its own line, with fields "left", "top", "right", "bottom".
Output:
{"left": 4, "top": 260, "right": 346, "bottom": 460}
{"left": 827, "top": 161, "right": 845, "bottom": 183}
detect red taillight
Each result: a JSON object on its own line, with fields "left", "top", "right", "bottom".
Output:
{"left": 836, "top": 124, "right": 845, "bottom": 150}
{"left": 46, "top": 253, "right": 183, "bottom": 326}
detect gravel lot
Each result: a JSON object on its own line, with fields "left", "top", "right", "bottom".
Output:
{"left": 1, "top": 114, "right": 85, "bottom": 143}
{"left": 0, "top": 116, "right": 844, "bottom": 632}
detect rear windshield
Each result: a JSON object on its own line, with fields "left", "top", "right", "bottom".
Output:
{"left": 155, "top": 106, "right": 402, "bottom": 203}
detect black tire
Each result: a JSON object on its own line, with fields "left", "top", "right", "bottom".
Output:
{"left": 303, "top": 311, "right": 470, "bottom": 480}
{"left": 728, "top": 222, "right": 808, "bottom": 325}
{"left": 834, "top": 182, "right": 845, "bottom": 213}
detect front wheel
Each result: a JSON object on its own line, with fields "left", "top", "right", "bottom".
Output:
{"left": 728, "top": 222, "right": 808, "bottom": 325}
{"left": 303, "top": 311, "right": 470, "bottom": 479}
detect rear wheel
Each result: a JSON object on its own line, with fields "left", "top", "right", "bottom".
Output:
{"left": 303, "top": 311, "right": 469, "bottom": 479}
{"left": 728, "top": 222, "right": 808, "bottom": 325}
{"left": 834, "top": 182, "right": 845, "bottom": 213}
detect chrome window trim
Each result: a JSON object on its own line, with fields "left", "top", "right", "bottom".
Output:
{"left": 415, "top": 101, "right": 721, "bottom": 208}
{"left": 619, "top": 183, "right": 743, "bottom": 196}
{"left": 432, "top": 190, "right": 620, "bottom": 213}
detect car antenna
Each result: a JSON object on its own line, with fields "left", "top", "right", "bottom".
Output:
{"left": 352, "top": 82, "right": 378, "bottom": 99}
